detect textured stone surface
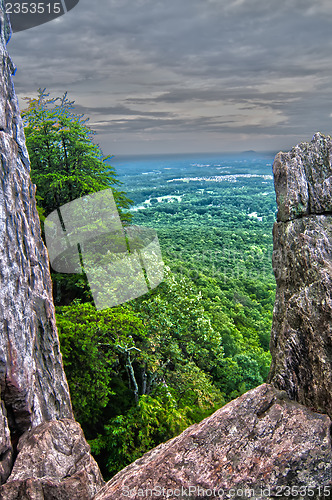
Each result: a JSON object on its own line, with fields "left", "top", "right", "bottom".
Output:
{"left": 268, "top": 133, "right": 332, "bottom": 417}
{"left": 0, "top": 476, "right": 96, "bottom": 500}
{"left": 274, "top": 132, "right": 332, "bottom": 221}
{"left": 0, "top": 2, "right": 104, "bottom": 496}
{"left": 268, "top": 215, "right": 332, "bottom": 415}
{"left": 0, "top": 1, "right": 73, "bottom": 483}
{"left": 94, "top": 384, "right": 332, "bottom": 500}
{"left": 0, "top": 419, "right": 104, "bottom": 499}
{"left": 0, "top": 401, "right": 12, "bottom": 484}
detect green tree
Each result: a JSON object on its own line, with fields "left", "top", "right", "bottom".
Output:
{"left": 90, "top": 390, "right": 192, "bottom": 478}
{"left": 56, "top": 300, "right": 147, "bottom": 431}
{"left": 22, "top": 88, "right": 132, "bottom": 222}
{"left": 22, "top": 89, "right": 133, "bottom": 305}
{"left": 56, "top": 269, "right": 225, "bottom": 479}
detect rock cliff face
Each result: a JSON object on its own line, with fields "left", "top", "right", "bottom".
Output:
{"left": 0, "top": 2, "right": 104, "bottom": 497}
{"left": 267, "top": 132, "right": 332, "bottom": 418}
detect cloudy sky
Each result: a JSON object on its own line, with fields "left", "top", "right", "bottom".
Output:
{"left": 6, "top": 0, "right": 332, "bottom": 155}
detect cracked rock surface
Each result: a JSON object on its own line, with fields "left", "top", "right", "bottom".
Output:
{"left": 268, "top": 133, "right": 332, "bottom": 418}
{"left": 0, "top": 419, "right": 104, "bottom": 499}
{"left": 273, "top": 132, "right": 332, "bottom": 222}
{"left": 0, "top": 2, "right": 104, "bottom": 497}
{"left": 0, "top": 2, "right": 72, "bottom": 483}
{"left": 94, "top": 384, "right": 332, "bottom": 500}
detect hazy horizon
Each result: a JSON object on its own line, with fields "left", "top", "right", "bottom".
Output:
{"left": 110, "top": 149, "right": 278, "bottom": 159}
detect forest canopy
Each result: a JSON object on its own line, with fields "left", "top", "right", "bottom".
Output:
{"left": 23, "top": 90, "right": 275, "bottom": 479}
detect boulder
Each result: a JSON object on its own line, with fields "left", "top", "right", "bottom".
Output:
{"left": 94, "top": 384, "right": 332, "bottom": 500}
{"left": 0, "top": 419, "right": 104, "bottom": 499}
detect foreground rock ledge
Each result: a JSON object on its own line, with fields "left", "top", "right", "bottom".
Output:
{"left": 94, "top": 384, "right": 332, "bottom": 500}
{"left": 0, "top": 419, "right": 104, "bottom": 499}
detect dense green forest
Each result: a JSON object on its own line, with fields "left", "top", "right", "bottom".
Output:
{"left": 23, "top": 90, "right": 277, "bottom": 480}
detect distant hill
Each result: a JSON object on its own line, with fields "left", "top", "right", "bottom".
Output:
{"left": 241, "top": 149, "right": 257, "bottom": 154}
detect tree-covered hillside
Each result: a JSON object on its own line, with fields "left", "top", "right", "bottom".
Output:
{"left": 24, "top": 92, "right": 276, "bottom": 479}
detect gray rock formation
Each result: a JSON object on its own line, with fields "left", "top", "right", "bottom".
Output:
{"left": 273, "top": 132, "right": 332, "bottom": 222}
{"left": 0, "top": 2, "right": 104, "bottom": 496}
{"left": 268, "top": 132, "right": 332, "bottom": 417}
{"left": 94, "top": 384, "right": 332, "bottom": 500}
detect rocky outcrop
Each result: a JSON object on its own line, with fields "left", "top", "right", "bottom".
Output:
{"left": 0, "top": 1, "right": 104, "bottom": 496}
{"left": 0, "top": 0, "right": 71, "bottom": 426}
{"left": 0, "top": 419, "right": 103, "bottom": 499}
{"left": 272, "top": 132, "right": 332, "bottom": 222}
{"left": 94, "top": 384, "right": 332, "bottom": 500}
{"left": 268, "top": 132, "right": 332, "bottom": 417}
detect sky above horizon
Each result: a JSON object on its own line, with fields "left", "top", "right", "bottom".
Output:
{"left": 7, "top": 0, "right": 332, "bottom": 156}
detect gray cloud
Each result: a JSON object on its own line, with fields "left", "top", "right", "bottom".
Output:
{"left": 72, "top": 104, "right": 175, "bottom": 118}
{"left": 7, "top": 0, "right": 332, "bottom": 154}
